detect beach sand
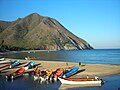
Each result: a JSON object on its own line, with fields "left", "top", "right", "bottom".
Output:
{"left": 0, "top": 58, "right": 120, "bottom": 77}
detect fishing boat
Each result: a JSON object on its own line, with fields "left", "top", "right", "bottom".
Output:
{"left": 52, "top": 68, "right": 64, "bottom": 81}
{"left": 34, "top": 73, "right": 46, "bottom": 82}
{"left": 63, "top": 66, "right": 79, "bottom": 78}
{"left": 0, "top": 63, "right": 10, "bottom": 73}
{"left": 45, "top": 69, "right": 53, "bottom": 80}
{"left": 24, "top": 61, "right": 35, "bottom": 70}
{"left": 33, "top": 67, "right": 53, "bottom": 81}
{"left": 34, "top": 67, "right": 41, "bottom": 75}
{"left": 0, "top": 60, "right": 26, "bottom": 73}
{"left": 6, "top": 61, "right": 35, "bottom": 80}
{"left": 58, "top": 76, "right": 102, "bottom": 86}
{"left": 9, "top": 60, "right": 20, "bottom": 68}
{"left": 6, "top": 67, "right": 25, "bottom": 80}
{"left": 33, "top": 67, "right": 46, "bottom": 77}
{"left": 0, "top": 60, "right": 12, "bottom": 64}
{"left": 0, "top": 58, "right": 5, "bottom": 61}
{"left": 33, "top": 67, "right": 43, "bottom": 81}
{"left": 0, "top": 60, "right": 19, "bottom": 69}
{"left": 0, "top": 64, "right": 10, "bottom": 69}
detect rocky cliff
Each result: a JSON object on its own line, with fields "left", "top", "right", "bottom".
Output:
{"left": 0, "top": 13, "right": 93, "bottom": 51}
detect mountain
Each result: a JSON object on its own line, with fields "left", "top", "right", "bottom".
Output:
{"left": 0, "top": 20, "right": 11, "bottom": 32}
{"left": 0, "top": 13, "right": 93, "bottom": 51}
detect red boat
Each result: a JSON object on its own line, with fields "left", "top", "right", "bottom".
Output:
{"left": 53, "top": 68, "right": 64, "bottom": 78}
{"left": 0, "top": 64, "right": 10, "bottom": 68}
{"left": 16, "top": 67, "right": 25, "bottom": 75}
{"left": 6, "top": 61, "right": 35, "bottom": 80}
{"left": 34, "top": 67, "right": 41, "bottom": 75}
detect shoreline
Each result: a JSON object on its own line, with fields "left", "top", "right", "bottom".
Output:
{"left": 0, "top": 58, "right": 120, "bottom": 77}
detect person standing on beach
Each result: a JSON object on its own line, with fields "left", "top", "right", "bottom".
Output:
{"left": 79, "top": 62, "right": 81, "bottom": 66}
{"left": 66, "top": 62, "right": 68, "bottom": 68}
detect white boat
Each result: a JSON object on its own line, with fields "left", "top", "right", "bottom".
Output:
{"left": 34, "top": 75, "right": 40, "bottom": 81}
{"left": 58, "top": 77, "right": 102, "bottom": 86}
{"left": 34, "top": 75, "right": 47, "bottom": 82}
{"left": 0, "top": 58, "right": 5, "bottom": 61}
{"left": 0, "top": 60, "right": 12, "bottom": 64}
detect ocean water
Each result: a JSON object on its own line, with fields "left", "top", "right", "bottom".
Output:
{"left": 0, "top": 49, "right": 120, "bottom": 90}
{"left": 0, "top": 49, "right": 120, "bottom": 64}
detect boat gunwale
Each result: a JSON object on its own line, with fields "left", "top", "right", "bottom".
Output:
{"left": 59, "top": 77, "right": 101, "bottom": 82}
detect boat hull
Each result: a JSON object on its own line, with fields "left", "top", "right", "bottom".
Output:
{"left": 9, "top": 60, "right": 20, "bottom": 68}
{"left": 58, "top": 77, "right": 102, "bottom": 86}
{"left": 63, "top": 66, "right": 79, "bottom": 78}
{"left": 0, "top": 60, "right": 12, "bottom": 64}
{"left": 6, "top": 61, "right": 35, "bottom": 81}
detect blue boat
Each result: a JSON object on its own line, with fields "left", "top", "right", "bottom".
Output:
{"left": 63, "top": 66, "right": 79, "bottom": 78}
{"left": 24, "top": 61, "right": 35, "bottom": 70}
{"left": 9, "top": 60, "right": 20, "bottom": 68}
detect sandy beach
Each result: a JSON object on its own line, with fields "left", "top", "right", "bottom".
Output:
{"left": 0, "top": 58, "right": 120, "bottom": 78}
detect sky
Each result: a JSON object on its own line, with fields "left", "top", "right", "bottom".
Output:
{"left": 0, "top": 0, "right": 120, "bottom": 49}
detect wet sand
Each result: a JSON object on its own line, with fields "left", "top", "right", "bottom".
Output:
{"left": 0, "top": 58, "right": 120, "bottom": 77}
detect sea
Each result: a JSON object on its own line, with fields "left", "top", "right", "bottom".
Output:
{"left": 0, "top": 49, "right": 120, "bottom": 90}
